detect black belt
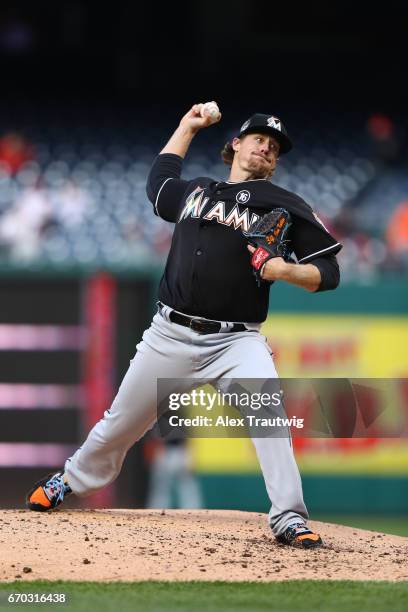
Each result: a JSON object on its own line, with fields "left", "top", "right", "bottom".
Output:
{"left": 158, "top": 303, "right": 248, "bottom": 335}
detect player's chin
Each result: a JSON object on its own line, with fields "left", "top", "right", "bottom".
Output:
{"left": 248, "top": 159, "right": 273, "bottom": 179}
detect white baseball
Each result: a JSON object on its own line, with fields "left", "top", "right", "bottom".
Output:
{"left": 200, "top": 101, "right": 220, "bottom": 120}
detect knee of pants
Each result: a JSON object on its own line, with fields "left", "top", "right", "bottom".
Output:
{"left": 91, "top": 406, "right": 157, "bottom": 448}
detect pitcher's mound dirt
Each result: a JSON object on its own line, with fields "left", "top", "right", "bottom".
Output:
{"left": 1, "top": 509, "right": 407, "bottom": 582}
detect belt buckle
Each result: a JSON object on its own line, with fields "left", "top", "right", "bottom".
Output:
{"left": 189, "top": 317, "right": 208, "bottom": 334}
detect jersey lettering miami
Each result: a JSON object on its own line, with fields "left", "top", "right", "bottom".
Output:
{"left": 179, "top": 187, "right": 260, "bottom": 232}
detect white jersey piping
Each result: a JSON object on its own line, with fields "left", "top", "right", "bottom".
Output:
{"left": 154, "top": 177, "right": 173, "bottom": 215}
{"left": 298, "top": 243, "right": 341, "bottom": 263}
{"left": 225, "top": 179, "right": 269, "bottom": 184}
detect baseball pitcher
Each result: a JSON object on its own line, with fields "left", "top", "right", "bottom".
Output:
{"left": 26, "top": 102, "right": 342, "bottom": 549}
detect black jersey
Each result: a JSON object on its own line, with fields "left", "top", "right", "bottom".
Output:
{"left": 146, "top": 154, "right": 342, "bottom": 322}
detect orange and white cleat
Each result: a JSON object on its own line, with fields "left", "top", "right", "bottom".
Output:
{"left": 276, "top": 523, "right": 323, "bottom": 549}
{"left": 26, "top": 471, "right": 72, "bottom": 512}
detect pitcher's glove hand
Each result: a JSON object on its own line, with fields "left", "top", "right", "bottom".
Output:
{"left": 243, "top": 208, "right": 292, "bottom": 286}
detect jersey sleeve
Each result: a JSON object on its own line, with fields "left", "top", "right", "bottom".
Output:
{"left": 289, "top": 203, "right": 342, "bottom": 263}
{"left": 146, "top": 153, "right": 190, "bottom": 222}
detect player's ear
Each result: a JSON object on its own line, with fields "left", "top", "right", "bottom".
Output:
{"left": 232, "top": 137, "right": 241, "bottom": 153}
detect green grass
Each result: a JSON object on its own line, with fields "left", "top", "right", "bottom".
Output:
{"left": 313, "top": 515, "right": 408, "bottom": 536}
{"left": 0, "top": 581, "right": 407, "bottom": 612}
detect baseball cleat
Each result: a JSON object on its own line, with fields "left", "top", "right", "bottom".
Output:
{"left": 276, "top": 522, "right": 323, "bottom": 549}
{"left": 26, "top": 471, "right": 72, "bottom": 512}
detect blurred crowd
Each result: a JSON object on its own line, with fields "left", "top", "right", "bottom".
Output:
{"left": 0, "top": 112, "right": 406, "bottom": 280}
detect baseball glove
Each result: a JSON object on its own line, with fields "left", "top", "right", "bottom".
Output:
{"left": 243, "top": 208, "right": 292, "bottom": 285}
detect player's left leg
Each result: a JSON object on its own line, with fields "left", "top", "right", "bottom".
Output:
{"left": 199, "top": 330, "right": 322, "bottom": 548}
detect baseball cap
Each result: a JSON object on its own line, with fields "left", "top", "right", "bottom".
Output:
{"left": 238, "top": 113, "right": 293, "bottom": 154}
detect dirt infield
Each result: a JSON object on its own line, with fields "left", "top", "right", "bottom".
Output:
{"left": 1, "top": 509, "right": 407, "bottom": 582}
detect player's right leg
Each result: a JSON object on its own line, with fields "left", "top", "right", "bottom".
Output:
{"left": 26, "top": 312, "right": 193, "bottom": 511}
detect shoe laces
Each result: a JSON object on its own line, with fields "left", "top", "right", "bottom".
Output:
{"left": 44, "top": 473, "right": 71, "bottom": 503}
{"left": 286, "top": 523, "right": 312, "bottom": 538}
{"left": 291, "top": 522, "right": 309, "bottom": 532}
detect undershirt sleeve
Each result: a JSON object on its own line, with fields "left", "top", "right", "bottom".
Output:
{"left": 308, "top": 254, "right": 340, "bottom": 292}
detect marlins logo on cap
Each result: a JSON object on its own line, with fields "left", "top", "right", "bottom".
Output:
{"left": 267, "top": 116, "right": 281, "bottom": 131}
{"left": 238, "top": 113, "right": 293, "bottom": 154}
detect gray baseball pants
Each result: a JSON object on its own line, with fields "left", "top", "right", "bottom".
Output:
{"left": 65, "top": 307, "right": 308, "bottom": 536}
